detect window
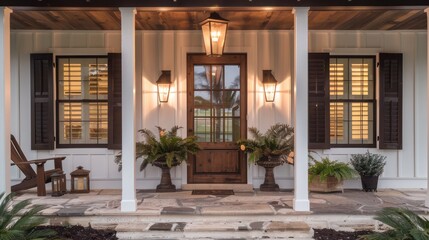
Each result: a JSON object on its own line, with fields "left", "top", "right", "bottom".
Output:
{"left": 329, "top": 56, "right": 376, "bottom": 147}
{"left": 57, "top": 56, "right": 108, "bottom": 147}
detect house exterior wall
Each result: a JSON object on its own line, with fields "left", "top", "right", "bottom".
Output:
{"left": 9, "top": 29, "right": 428, "bottom": 189}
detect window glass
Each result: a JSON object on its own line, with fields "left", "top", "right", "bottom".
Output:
{"left": 329, "top": 57, "right": 375, "bottom": 146}
{"left": 57, "top": 56, "right": 108, "bottom": 146}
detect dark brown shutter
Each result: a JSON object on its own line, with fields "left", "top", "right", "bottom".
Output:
{"left": 108, "top": 53, "right": 122, "bottom": 149}
{"left": 308, "top": 53, "right": 330, "bottom": 149}
{"left": 379, "top": 53, "right": 402, "bottom": 149}
{"left": 31, "top": 53, "right": 54, "bottom": 150}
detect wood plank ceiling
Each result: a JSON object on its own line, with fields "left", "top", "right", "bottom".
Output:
{"left": 10, "top": 9, "right": 427, "bottom": 30}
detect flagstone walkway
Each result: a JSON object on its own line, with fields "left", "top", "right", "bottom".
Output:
{"left": 15, "top": 188, "right": 428, "bottom": 216}
{"left": 12, "top": 188, "right": 429, "bottom": 239}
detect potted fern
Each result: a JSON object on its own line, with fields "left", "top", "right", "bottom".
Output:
{"left": 308, "top": 156, "right": 356, "bottom": 193}
{"left": 115, "top": 126, "right": 200, "bottom": 192}
{"left": 237, "top": 123, "right": 294, "bottom": 191}
{"left": 350, "top": 151, "right": 386, "bottom": 192}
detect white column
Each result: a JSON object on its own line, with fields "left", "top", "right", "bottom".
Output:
{"left": 292, "top": 7, "right": 310, "bottom": 212}
{"left": 120, "top": 7, "right": 137, "bottom": 212}
{"left": 0, "top": 7, "right": 12, "bottom": 196}
{"left": 425, "top": 8, "right": 429, "bottom": 208}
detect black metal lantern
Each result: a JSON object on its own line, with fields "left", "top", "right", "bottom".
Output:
{"left": 156, "top": 70, "right": 172, "bottom": 103}
{"left": 70, "top": 166, "right": 90, "bottom": 193}
{"left": 262, "top": 70, "right": 278, "bottom": 102}
{"left": 200, "top": 12, "right": 229, "bottom": 57}
{"left": 51, "top": 172, "right": 66, "bottom": 197}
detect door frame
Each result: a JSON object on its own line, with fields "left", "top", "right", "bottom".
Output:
{"left": 186, "top": 53, "right": 248, "bottom": 183}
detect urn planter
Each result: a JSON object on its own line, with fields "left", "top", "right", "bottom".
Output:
{"left": 152, "top": 158, "right": 181, "bottom": 192}
{"left": 256, "top": 155, "right": 283, "bottom": 192}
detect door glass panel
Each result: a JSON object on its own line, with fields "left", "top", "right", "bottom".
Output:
{"left": 194, "top": 64, "right": 241, "bottom": 143}
{"left": 194, "top": 65, "right": 210, "bottom": 89}
{"left": 194, "top": 91, "right": 211, "bottom": 108}
{"left": 211, "top": 65, "right": 224, "bottom": 90}
{"left": 225, "top": 65, "right": 240, "bottom": 89}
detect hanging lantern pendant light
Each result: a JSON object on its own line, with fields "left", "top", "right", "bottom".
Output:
{"left": 200, "top": 12, "right": 229, "bottom": 57}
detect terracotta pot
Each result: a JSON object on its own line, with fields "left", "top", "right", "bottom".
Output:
{"left": 152, "top": 158, "right": 181, "bottom": 192}
{"left": 309, "top": 175, "right": 344, "bottom": 193}
{"left": 256, "top": 155, "right": 283, "bottom": 192}
{"left": 360, "top": 175, "right": 379, "bottom": 192}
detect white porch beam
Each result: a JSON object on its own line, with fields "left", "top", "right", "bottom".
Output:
{"left": 120, "top": 7, "right": 137, "bottom": 212}
{"left": 0, "top": 7, "right": 12, "bottom": 196}
{"left": 292, "top": 7, "right": 310, "bottom": 212}
{"left": 425, "top": 7, "right": 429, "bottom": 208}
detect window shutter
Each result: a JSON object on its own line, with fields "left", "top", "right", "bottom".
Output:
{"left": 31, "top": 54, "right": 54, "bottom": 150}
{"left": 379, "top": 53, "right": 402, "bottom": 149}
{"left": 308, "top": 53, "right": 330, "bottom": 149}
{"left": 108, "top": 53, "right": 122, "bottom": 149}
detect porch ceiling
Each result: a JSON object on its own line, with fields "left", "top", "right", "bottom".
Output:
{"left": 10, "top": 9, "right": 428, "bottom": 31}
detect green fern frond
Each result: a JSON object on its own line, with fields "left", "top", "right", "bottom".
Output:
{"left": 237, "top": 124, "right": 294, "bottom": 164}
{"left": 115, "top": 126, "right": 200, "bottom": 171}
{"left": 361, "top": 208, "right": 429, "bottom": 240}
{"left": 0, "top": 192, "right": 56, "bottom": 240}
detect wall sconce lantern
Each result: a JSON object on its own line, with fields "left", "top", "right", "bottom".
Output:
{"left": 70, "top": 166, "right": 90, "bottom": 193}
{"left": 200, "top": 12, "right": 229, "bottom": 57}
{"left": 51, "top": 171, "right": 66, "bottom": 197}
{"left": 156, "top": 70, "right": 172, "bottom": 103}
{"left": 262, "top": 70, "right": 278, "bottom": 102}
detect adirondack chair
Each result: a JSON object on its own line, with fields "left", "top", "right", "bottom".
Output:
{"left": 10, "top": 135, "right": 66, "bottom": 196}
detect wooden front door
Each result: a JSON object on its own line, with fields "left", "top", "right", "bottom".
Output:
{"left": 187, "top": 53, "right": 247, "bottom": 183}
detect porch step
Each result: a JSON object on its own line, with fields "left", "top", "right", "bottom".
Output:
{"left": 109, "top": 220, "right": 313, "bottom": 239}
{"left": 181, "top": 184, "right": 254, "bottom": 192}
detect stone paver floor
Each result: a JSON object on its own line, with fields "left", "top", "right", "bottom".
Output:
{"left": 12, "top": 188, "right": 429, "bottom": 217}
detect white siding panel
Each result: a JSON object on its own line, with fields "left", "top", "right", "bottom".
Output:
{"left": 399, "top": 33, "right": 416, "bottom": 178}
{"left": 33, "top": 32, "right": 52, "bottom": 52}
{"left": 87, "top": 33, "right": 105, "bottom": 48}
{"left": 53, "top": 33, "right": 71, "bottom": 48}
{"left": 383, "top": 32, "right": 401, "bottom": 52}
{"left": 90, "top": 155, "right": 109, "bottom": 179}
{"left": 10, "top": 30, "right": 428, "bottom": 189}
{"left": 415, "top": 33, "right": 428, "bottom": 178}
{"left": 108, "top": 154, "right": 122, "bottom": 179}
{"left": 70, "top": 33, "right": 88, "bottom": 48}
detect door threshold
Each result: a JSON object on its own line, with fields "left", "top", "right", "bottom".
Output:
{"left": 182, "top": 184, "right": 254, "bottom": 192}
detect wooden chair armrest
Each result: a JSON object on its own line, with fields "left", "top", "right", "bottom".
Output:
{"left": 12, "top": 159, "right": 48, "bottom": 165}
{"left": 11, "top": 157, "right": 65, "bottom": 166}
{"left": 28, "top": 157, "right": 66, "bottom": 162}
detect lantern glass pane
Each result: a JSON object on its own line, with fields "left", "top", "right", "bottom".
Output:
{"left": 209, "top": 22, "right": 227, "bottom": 56}
{"left": 264, "top": 83, "right": 277, "bottom": 102}
{"left": 75, "top": 177, "right": 85, "bottom": 190}
{"left": 157, "top": 83, "right": 170, "bottom": 102}
{"left": 201, "top": 23, "right": 212, "bottom": 55}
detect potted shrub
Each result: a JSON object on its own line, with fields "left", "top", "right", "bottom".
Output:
{"left": 350, "top": 151, "right": 386, "bottom": 192}
{"left": 115, "top": 126, "right": 200, "bottom": 192}
{"left": 237, "top": 123, "right": 294, "bottom": 191}
{"left": 308, "top": 156, "right": 356, "bottom": 193}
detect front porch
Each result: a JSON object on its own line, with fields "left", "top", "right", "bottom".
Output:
{"left": 13, "top": 188, "right": 429, "bottom": 239}
{"left": 0, "top": 0, "right": 428, "bottom": 218}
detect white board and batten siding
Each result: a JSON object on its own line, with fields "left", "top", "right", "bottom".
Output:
{"left": 9, "top": 30, "right": 428, "bottom": 189}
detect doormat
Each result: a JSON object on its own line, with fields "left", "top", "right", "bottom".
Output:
{"left": 191, "top": 190, "right": 234, "bottom": 196}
